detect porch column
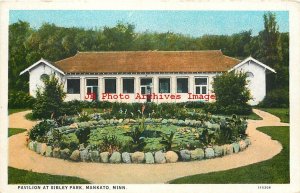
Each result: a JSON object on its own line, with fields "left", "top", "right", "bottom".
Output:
{"left": 171, "top": 76, "right": 176, "bottom": 94}
{"left": 98, "top": 77, "right": 103, "bottom": 100}
{"left": 189, "top": 75, "right": 194, "bottom": 94}
{"left": 153, "top": 76, "right": 159, "bottom": 94}
{"left": 135, "top": 77, "right": 140, "bottom": 94}
{"left": 116, "top": 77, "right": 121, "bottom": 102}
{"left": 80, "top": 77, "right": 85, "bottom": 100}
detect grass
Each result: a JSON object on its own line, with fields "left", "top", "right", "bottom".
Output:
{"left": 82, "top": 108, "right": 104, "bottom": 114}
{"left": 8, "top": 167, "right": 90, "bottom": 184}
{"left": 8, "top": 128, "right": 27, "bottom": 137}
{"left": 8, "top": 125, "right": 90, "bottom": 184}
{"left": 170, "top": 126, "right": 289, "bottom": 184}
{"left": 259, "top": 108, "right": 289, "bottom": 123}
{"left": 8, "top": 109, "right": 30, "bottom": 115}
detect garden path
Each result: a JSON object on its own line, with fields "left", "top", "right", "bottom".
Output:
{"left": 8, "top": 109, "right": 289, "bottom": 183}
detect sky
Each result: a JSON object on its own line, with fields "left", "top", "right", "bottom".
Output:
{"left": 9, "top": 10, "right": 289, "bottom": 37}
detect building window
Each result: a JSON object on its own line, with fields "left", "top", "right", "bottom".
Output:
{"left": 177, "top": 78, "right": 188, "bottom": 93}
{"left": 40, "top": 74, "right": 49, "bottom": 81}
{"left": 195, "top": 77, "right": 208, "bottom": 94}
{"left": 159, "top": 78, "right": 170, "bottom": 93}
{"left": 105, "top": 78, "right": 116, "bottom": 93}
{"left": 86, "top": 79, "right": 98, "bottom": 100}
{"left": 246, "top": 72, "right": 254, "bottom": 78}
{"left": 67, "top": 79, "right": 80, "bottom": 94}
{"left": 140, "top": 78, "right": 152, "bottom": 95}
{"left": 123, "top": 78, "right": 134, "bottom": 93}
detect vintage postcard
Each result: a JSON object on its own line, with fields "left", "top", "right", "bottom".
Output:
{"left": 0, "top": 0, "right": 300, "bottom": 193}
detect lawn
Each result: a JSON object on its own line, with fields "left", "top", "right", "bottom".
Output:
{"left": 259, "top": 108, "right": 289, "bottom": 123}
{"left": 169, "top": 126, "right": 289, "bottom": 184}
{"left": 8, "top": 167, "right": 90, "bottom": 184}
{"left": 8, "top": 128, "right": 27, "bottom": 137}
{"left": 82, "top": 108, "right": 104, "bottom": 114}
{"left": 8, "top": 127, "right": 90, "bottom": 184}
{"left": 8, "top": 109, "right": 30, "bottom": 115}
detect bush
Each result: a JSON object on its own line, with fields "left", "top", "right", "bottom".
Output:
{"left": 204, "top": 102, "right": 252, "bottom": 115}
{"left": 60, "top": 133, "right": 79, "bottom": 151}
{"left": 8, "top": 91, "right": 36, "bottom": 109}
{"left": 32, "top": 75, "right": 66, "bottom": 119}
{"left": 257, "top": 88, "right": 289, "bottom": 108}
{"left": 75, "top": 127, "right": 91, "bottom": 145}
{"left": 29, "top": 119, "right": 58, "bottom": 142}
{"left": 209, "top": 71, "right": 252, "bottom": 115}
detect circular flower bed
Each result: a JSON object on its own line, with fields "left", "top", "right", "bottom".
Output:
{"left": 27, "top": 113, "right": 251, "bottom": 164}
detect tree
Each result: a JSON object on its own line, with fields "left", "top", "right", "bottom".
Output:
{"left": 102, "top": 22, "right": 136, "bottom": 51}
{"left": 208, "top": 71, "right": 252, "bottom": 115}
{"left": 32, "top": 74, "right": 66, "bottom": 119}
{"left": 9, "top": 20, "right": 32, "bottom": 91}
{"left": 258, "top": 12, "right": 283, "bottom": 91}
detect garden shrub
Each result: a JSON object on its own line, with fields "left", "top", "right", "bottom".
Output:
{"left": 207, "top": 71, "right": 252, "bottom": 115}
{"left": 257, "top": 88, "right": 289, "bottom": 108}
{"left": 32, "top": 75, "right": 66, "bottom": 119}
{"left": 203, "top": 102, "right": 252, "bottom": 115}
{"left": 60, "top": 133, "right": 79, "bottom": 151}
{"left": 77, "top": 111, "right": 91, "bottom": 122}
{"left": 8, "top": 91, "right": 36, "bottom": 109}
{"left": 29, "top": 119, "right": 58, "bottom": 142}
{"left": 75, "top": 127, "right": 91, "bottom": 145}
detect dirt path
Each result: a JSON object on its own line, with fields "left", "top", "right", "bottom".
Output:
{"left": 8, "top": 109, "right": 289, "bottom": 184}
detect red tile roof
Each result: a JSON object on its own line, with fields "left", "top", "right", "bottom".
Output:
{"left": 54, "top": 50, "right": 241, "bottom": 73}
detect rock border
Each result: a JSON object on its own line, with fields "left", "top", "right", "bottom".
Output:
{"left": 27, "top": 138, "right": 251, "bottom": 164}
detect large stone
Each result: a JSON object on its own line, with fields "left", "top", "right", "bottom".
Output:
{"left": 177, "top": 120, "right": 184, "bottom": 126}
{"left": 223, "top": 144, "right": 233, "bottom": 155}
{"left": 100, "top": 152, "right": 110, "bottom": 163}
{"left": 109, "top": 152, "right": 121, "bottom": 163}
{"left": 70, "top": 150, "right": 80, "bottom": 161}
{"left": 161, "top": 119, "right": 168, "bottom": 124}
{"left": 33, "top": 141, "right": 38, "bottom": 152}
{"left": 180, "top": 149, "right": 191, "bottom": 161}
{"left": 79, "top": 144, "right": 85, "bottom": 151}
{"left": 213, "top": 146, "right": 223, "bottom": 157}
{"left": 53, "top": 148, "right": 60, "bottom": 158}
{"left": 131, "top": 152, "right": 145, "bottom": 163}
{"left": 28, "top": 141, "right": 34, "bottom": 151}
{"left": 89, "top": 150, "right": 100, "bottom": 162}
{"left": 232, "top": 143, "right": 240, "bottom": 153}
{"left": 165, "top": 151, "right": 178, "bottom": 163}
{"left": 154, "top": 151, "right": 166, "bottom": 164}
{"left": 239, "top": 140, "right": 247, "bottom": 151}
{"left": 190, "top": 148, "right": 205, "bottom": 160}
{"left": 60, "top": 148, "right": 71, "bottom": 159}
{"left": 244, "top": 138, "right": 251, "bottom": 146}
{"left": 205, "top": 147, "right": 215, "bottom": 159}
{"left": 45, "top": 146, "right": 53, "bottom": 157}
{"left": 36, "top": 142, "right": 42, "bottom": 154}
{"left": 80, "top": 149, "right": 90, "bottom": 162}
{"left": 145, "top": 152, "right": 155, "bottom": 164}
{"left": 123, "top": 119, "right": 130, "bottom": 124}
{"left": 184, "top": 120, "right": 191, "bottom": 126}
{"left": 39, "top": 143, "right": 47, "bottom": 155}
{"left": 122, "top": 152, "right": 131, "bottom": 163}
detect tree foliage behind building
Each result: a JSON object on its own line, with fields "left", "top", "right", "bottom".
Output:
{"left": 9, "top": 12, "right": 289, "bottom": 108}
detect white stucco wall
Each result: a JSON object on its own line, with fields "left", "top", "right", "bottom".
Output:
{"left": 64, "top": 73, "right": 218, "bottom": 103}
{"left": 26, "top": 59, "right": 269, "bottom": 106}
{"left": 234, "top": 60, "right": 267, "bottom": 105}
{"left": 29, "top": 62, "right": 64, "bottom": 97}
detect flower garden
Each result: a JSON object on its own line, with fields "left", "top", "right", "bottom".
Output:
{"left": 27, "top": 102, "right": 251, "bottom": 164}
